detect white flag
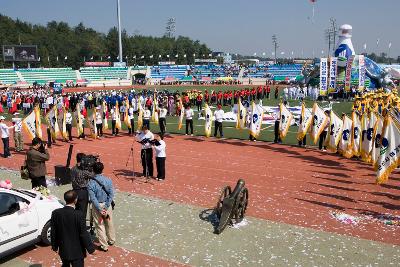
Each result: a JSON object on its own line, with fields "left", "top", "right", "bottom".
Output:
{"left": 297, "top": 103, "right": 312, "bottom": 141}
{"left": 371, "top": 116, "right": 384, "bottom": 166}
{"left": 236, "top": 100, "right": 246, "bottom": 129}
{"left": 107, "top": 56, "right": 111, "bottom": 59}
{"left": 56, "top": 56, "right": 59, "bottom": 61}
{"left": 141, "top": 55, "right": 145, "bottom": 59}
{"left": 376, "top": 38, "right": 380, "bottom": 46}
{"left": 363, "top": 43, "right": 367, "bottom": 50}
{"left": 204, "top": 104, "right": 212, "bottom": 137}
{"left": 90, "top": 56, "right": 94, "bottom": 60}
{"left": 389, "top": 42, "right": 392, "bottom": 49}
{"left": 339, "top": 115, "right": 353, "bottom": 158}
{"left": 193, "top": 53, "right": 196, "bottom": 57}
{"left": 184, "top": 54, "right": 187, "bottom": 58}
{"left": 159, "top": 55, "right": 162, "bottom": 58}
{"left": 150, "top": 55, "right": 154, "bottom": 58}
{"left": 167, "top": 55, "right": 170, "bottom": 58}
{"left": 351, "top": 112, "right": 362, "bottom": 156}
{"left": 22, "top": 110, "right": 37, "bottom": 140}
{"left": 208, "top": 53, "right": 212, "bottom": 57}
{"left": 327, "top": 111, "right": 344, "bottom": 152}
{"left": 133, "top": 55, "right": 136, "bottom": 59}
{"left": 309, "top": 103, "right": 329, "bottom": 144}
{"left": 175, "top": 54, "right": 178, "bottom": 58}
{"left": 38, "top": 56, "right": 41, "bottom": 61}
{"left": 64, "top": 56, "right": 68, "bottom": 60}
{"left": 279, "top": 103, "right": 293, "bottom": 140}
{"left": 361, "top": 112, "right": 376, "bottom": 162}
{"left": 376, "top": 115, "right": 400, "bottom": 184}
{"left": 249, "top": 102, "right": 264, "bottom": 138}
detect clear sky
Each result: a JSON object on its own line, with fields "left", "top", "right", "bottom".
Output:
{"left": 1, "top": 0, "right": 398, "bottom": 58}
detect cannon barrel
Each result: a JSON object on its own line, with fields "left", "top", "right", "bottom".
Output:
{"left": 215, "top": 179, "right": 246, "bottom": 234}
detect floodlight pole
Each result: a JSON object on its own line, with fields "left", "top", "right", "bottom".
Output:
{"left": 117, "top": 0, "right": 123, "bottom": 63}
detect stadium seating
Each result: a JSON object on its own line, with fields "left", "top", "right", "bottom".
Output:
{"left": 190, "top": 65, "right": 240, "bottom": 78}
{"left": 150, "top": 65, "right": 187, "bottom": 79}
{"left": 19, "top": 68, "right": 77, "bottom": 84}
{"left": 266, "top": 64, "right": 303, "bottom": 81}
{"left": 243, "top": 65, "right": 268, "bottom": 78}
{"left": 80, "top": 67, "right": 128, "bottom": 81}
{"left": 0, "top": 69, "right": 19, "bottom": 84}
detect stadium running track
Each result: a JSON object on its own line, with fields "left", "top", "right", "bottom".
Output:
{"left": 1, "top": 126, "right": 399, "bottom": 265}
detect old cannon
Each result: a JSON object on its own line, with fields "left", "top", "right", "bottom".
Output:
{"left": 214, "top": 179, "right": 249, "bottom": 234}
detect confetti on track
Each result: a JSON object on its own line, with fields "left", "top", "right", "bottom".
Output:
{"left": 0, "top": 126, "right": 399, "bottom": 250}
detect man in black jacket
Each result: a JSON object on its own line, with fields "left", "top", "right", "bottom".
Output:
{"left": 51, "top": 190, "right": 95, "bottom": 267}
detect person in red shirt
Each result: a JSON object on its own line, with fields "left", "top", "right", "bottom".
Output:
{"left": 266, "top": 85, "right": 271, "bottom": 99}
{"left": 204, "top": 90, "right": 210, "bottom": 104}
{"left": 211, "top": 91, "right": 217, "bottom": 104}
{"left": 217, "top": 91, "right": 223, "bottom": 105}
{"left": 251, "top": 88, "right": 257, "bottom": 101}
{"left": 196, "top": 93, "right": 203, "bottom": 112}
{"left": 257, "top": 86, "right": 263, "bottom": 100}
{"left": 228, "top": 91, "right": 233, "bottom": 106}
{"left": 223, "top": 92, "right": 228, "bottom": 106}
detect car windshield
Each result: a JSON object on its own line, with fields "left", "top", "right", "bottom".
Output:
{"left": 11, "top": 188, "right": 37, "bottom": 198}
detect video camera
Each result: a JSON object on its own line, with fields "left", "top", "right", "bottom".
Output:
{"left": 79, "top": 154, "right": 100, "bottom": 172}
{"left": 139, "top": 138, "right": 156, "bottom": 145}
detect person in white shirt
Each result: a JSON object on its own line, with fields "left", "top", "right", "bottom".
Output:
{"left": 65, "top": 109, "right": 73, "bottom": 141}
{"left": 143, "top": 107, "right": 151, "bottom": 130}
{"left": 0, "top": 116, "right": 14, "bottom": 158}
{"left": 185, "top": 105, "right": 194, "bottom": 136}
{"left": 135, "top": 126, "right": 154, "bottom": 178}
{"left": 153, "top": 134, "right": 166, "bottom": 180}
{"left": 12, "top": 113, "right": 23, "bottom": 152}
{"left": 213, "top": 104, "right": 224, "bottom": 138}
{"left": 127, "top": 106, "right": 135, "bottom": 135}
{"left": 158, "top": 105, "right": 167, "bottom": 137}
{"left": 95, "top": 107, "right": 103, "bottom": 137}
{"left": 110, "top": 106, "right": 119, "bottom": 136}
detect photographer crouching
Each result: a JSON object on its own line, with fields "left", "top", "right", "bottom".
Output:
{"left": 26, "top": 137, "right": 50, "bottom": 189}
{"left": 70, "top": 153, "right": 94, "bottom": 218}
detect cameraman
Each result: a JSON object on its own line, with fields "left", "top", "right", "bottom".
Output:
{"left": 70, "top": 153, "right": 93, "bottom": 218}
{"left": 27, "top": 137, "right": 50, "bottom": 188}
{"left": 135, "top": 125, "right": 154, "bottom": 178}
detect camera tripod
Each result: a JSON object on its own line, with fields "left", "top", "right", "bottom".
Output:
{"left": 125, "top": 137, "right": 151, "bottom": 183}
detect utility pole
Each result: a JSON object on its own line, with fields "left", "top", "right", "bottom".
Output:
{"left": 272, "top": 34, "right": 278, "bottom": 64}
{"left": 116, "top": 0, "right": 123, "bottom": 63}
{"left": 324, "top": 18, "right": 338, "bottom": 55}
{"left": 165, "top": 18, "right": 176, "bottom": 38}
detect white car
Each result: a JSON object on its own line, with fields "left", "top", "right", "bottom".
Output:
{"left": 0, "top": 187, "right": 63, "bottom": 257}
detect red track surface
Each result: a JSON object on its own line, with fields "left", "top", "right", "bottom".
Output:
{"left": 1, "top": 127, "right": 399, "bottom": 246}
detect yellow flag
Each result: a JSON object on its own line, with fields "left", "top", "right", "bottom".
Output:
{"left": 137, "top": 99, "right": 143, "bottom": 130}
{"left": 61, "top": 107, "right": 68, "bottom": 140}
{"left": 309, "top": 103, "right": 329, "bottom": 144}
{"left": 102, "top": 102, "right": 108, "bottom": 131}
{"left": 115, "top": 102, "right": 121, "bottom": 129}
{"left": 22, "top": 110, "right": 37, "bottom": 140}
{"left": 338, "top": 115, "right": 353, "bottom": 158}
{"left": 178, "top": 100, "right": 184, "bottom": 130}
{"left": 351, "top": 112, "right": 362, "bottom": 156}
{"left": 152, "top": 95, "right": 159, "bottom": 124}
{"left": 236, "top": 100, "right": 246, "bottom": 129}
{"left": 326, "top": 111, "right": 343, "bottom": 152}
{"left": 124, "top": 99, "right": 131, "bottom": 128}
{"left": 279, "top": 103, "right": 293, "bottom": 140}
{"left": 297, "top": 103, "right": 312, "bottom": 141}
{"left": 34, "top": 105, "right": 42, "bottom": 139}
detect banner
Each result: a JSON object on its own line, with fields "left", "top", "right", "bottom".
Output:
{"left": 371, "top": 116, "right": 384, "bottom": 166}
{"left": 75, "top": 103, "right": 84, "bottom": 137}
{"left": 204, "top": 104, "right": 212, "bottom": 137}
{"left": 87, "top": 108, "right": 97, "bottom": 139}
{"left": 338, "top": 115, "right": 353, "bottom": 158}
{"left": 279, "top": 103, "right": 293, "bottom": 140}
{"left": 236, "top": 100, "right": 246, "bottom": 129}
{"left": 319, "top": 58, "right": 328, "bottom": 96}
{"left": 327, "top": 111, "right": 344, "bottom": 152}
{"left": 102, "top": 102, "right": 108, "bottom": 131}
{"left": 351, "top": 112, "right": 362, "bottom": 156}
{"left": 137, "top": 99, "right": 143, "bottom": 131}
{"left": 84, "top": 62, "right": 110, "bottom": 67}
{"left": 249, "top": 102, "right": 264, "bottom": 138}
{"left": 344, "top": 55, "right": 354, "bottom": 92}
{"left": 115, "top": 102, "right": 121, "bottom": 129}
{"left": 361, "top": 112, "right": 376, "bottom": 162}
{"left": 124, "top": 99, "right": 131, "bottom": 128}
{"left": 152, "top": 96, "right": 159, "bottom": 124}
{"left": 328, "top": 57, "right": 338, "bottom": 93}
{"left": 297, "top": 103, "right": 312, "bottom": 141}
{"left": 34, "top": 105, "right": 42, "bottom": 139}
{"left": 61, "top": 108, "right": 68, "bottom": 140}
{"left": 358, "top": 55, "right": 366, "bottom": 91}
{"left": 178, "top": 99, "right": 184, "bottom": 130}
{"left": 309, "top": 103, "right": 329, "bottom": 144}
{"left": 45, "top": 106, "right": 60, "bottom": 139}
{"left": 22, "top": 110, "right": 37, "bottom": 140}
{"left": 376, "top": 116, "right": 400, "bottom": 184}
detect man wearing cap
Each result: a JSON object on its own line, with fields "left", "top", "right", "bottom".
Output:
{"left": 12, "top": 113, "right": 23, "bottom": 152}
{"left": 214, "top": 104, "right": 224, "bottom": 138}
{"left": 0, "top": 116, "right": 14, "bottom": 158}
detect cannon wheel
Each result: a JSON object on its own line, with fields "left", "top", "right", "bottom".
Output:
{"left": 215, "top": 186, "right": 232, "bottom": 218}
{"left": 233, "top": 187, "right": 248, "bottom": 223}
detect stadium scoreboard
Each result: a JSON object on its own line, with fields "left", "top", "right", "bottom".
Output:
{"left": 2, "top": 45, "right": 38, "bottom": 62}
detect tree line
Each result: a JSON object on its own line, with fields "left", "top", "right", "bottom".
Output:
{"left": 0, "top": 14, "right": 212, "bottom": 69}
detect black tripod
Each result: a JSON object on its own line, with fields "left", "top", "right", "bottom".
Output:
{"left": 125, "top": 139, "right": 136, "bottom": 180}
